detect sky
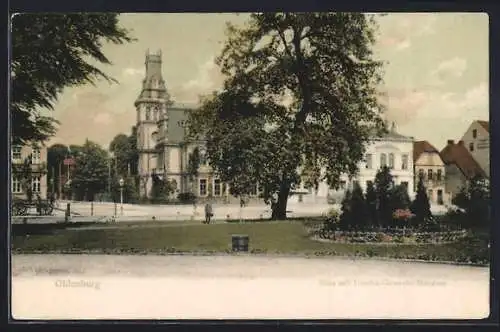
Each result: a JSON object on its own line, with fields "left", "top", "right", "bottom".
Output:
{"left": 45, "top": 13, "right": 489, "bottom": 151}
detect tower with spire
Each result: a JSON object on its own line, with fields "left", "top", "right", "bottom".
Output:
{"left": 135, "top": 49, "right": 171, "bottom": 197}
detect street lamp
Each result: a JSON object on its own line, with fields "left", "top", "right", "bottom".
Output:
{"left": 119, "top": 177, "right": 125, "bottom": 216}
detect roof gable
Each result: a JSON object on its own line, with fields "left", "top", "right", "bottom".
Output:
{"left": 440, "top": 143, "right": 487, "bottom": 179}
{"left": 477, "top": 120, "right": 489, "bottom": 133}
{"left": 413, "top": 140, "right": 439, "bottom": 162}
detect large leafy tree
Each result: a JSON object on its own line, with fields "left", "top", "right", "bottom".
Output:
{"left": 11, "top": 13, "right": 133, "bottom": 144}
{"left": 70, "top": 140, "right": 109, "bottom": 201}
{"left": 109, "top": 128, "right": 139, "bottom": 177}
{"left": 47, "top": 143, "right": 70, "bottom": 196}
{"left": 187, "top": 147, "right": 201, "bottom": 194}
{"left": 188, "top": 13, "right": 386, "bottom": 219}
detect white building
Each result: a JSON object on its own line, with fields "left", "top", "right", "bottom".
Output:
{"left": 289, "top": 124, "right": 415, "bottom": 204}
{"left": 460, "top": 120, "right": 490, "bottom": 178}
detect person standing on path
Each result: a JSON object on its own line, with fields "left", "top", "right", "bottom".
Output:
{"left": 204, "top": 202, "right": 213, "bottom": 224}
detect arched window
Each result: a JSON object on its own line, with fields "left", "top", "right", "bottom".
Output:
{"left": 388, "top": 153, "right": 395, "bottom": 169}
{"left": 380, "top": 153, "right": 387, "bottom": 168}
{"left": 145, "top": 106, "right": 151, "bottom": 121}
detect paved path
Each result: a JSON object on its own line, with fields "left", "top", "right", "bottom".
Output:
{"left": 11, "top": 254, "right": 489, "bottom": 319}
{"left": 14, "top": 201, "right": 449, "bottom": 224}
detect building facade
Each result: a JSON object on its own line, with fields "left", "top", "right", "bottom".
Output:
{"left": 135, "top": 50, "right": 238, "bottom": 201}
{"left": 134, "top": 50, "right": 415, "bottom": 205}
{"left": 11, "top": 143, "right": 48, "bottom": 200}
{"left": 439, "top": 139, "right": 487, "bottom": 199}
{"left": 460, "top": 120, "right": 490, "bottom": 178}
{"left": 413, "top": 140, "right": 449, "bottom": 205}
{"left": 323, "top": 125, "right": 415, "bottom": 204}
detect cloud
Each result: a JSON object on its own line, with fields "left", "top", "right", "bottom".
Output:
{"left": 93, "top": 112, "right": 113, "bottom": 125}
{"left": 377, "top": 13, "right": 437, "bottom": 51}
{"left": 383, "top": 81, "right": 488, "bottom": 126}
{"left": 395, "top": 40, "right": 411, "bottom": 51}
{"left": 430, "top": 57, "right": 468, "bottom": 85}
{"left": 174, "top": 56, "right": 223, "bottom": 103}
{"left": 182, "top": 57, "right": 218, "bottom": 91}
{"left": 123, "top": 67, "right": 144, "bottom": 77}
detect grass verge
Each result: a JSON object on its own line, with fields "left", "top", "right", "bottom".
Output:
{"left": 11, "top": 221, "right": 489, "bottom": 265}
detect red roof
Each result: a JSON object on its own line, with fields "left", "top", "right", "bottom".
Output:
{"left": 440, "top": 142, "right": 487, "bottom": 179}
{"left": 413, "top": 140, "right": 440, "bottom": 162}
{"left": 477, "top": 120, "right": 489, "bottom": 133}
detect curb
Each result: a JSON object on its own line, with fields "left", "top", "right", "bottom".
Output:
{"left": 11, "top": 250, "right": 489, "bottom": 267}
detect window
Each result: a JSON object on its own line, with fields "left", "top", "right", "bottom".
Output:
{"left": 145, "top": 107, "right": 151, "bottom": 121}
{"left": 365, "top": 154, "right": 372, "bottom": 169}
{"left": 437, "top": 189, "right": 444, "bottom": 205}
{"left": 428, "top": 169, "right": 433, "bottom": 181}
{"left": 472, "top": 129, "right": 477, "bottom": 139}
{"left": 427, "top": 189, "right": 433, "bottom": 201}
{"left": 401, "top": 154, "right": 408, "bottom": 170}
{"left": 437, "top": 169, "right": 442, "bottom": 181}
{"left": 380, "top": 153, "right": 387, "bottom": 168}
{"left": 12, "top": 176, "right": 22, "bottom": 193}
{"left": 388, "top": 153, "right": 395, "bottom": 169}
{"left": 401, "top": 181, "right": 409, "bottom": 190}
{"left": 469, "top": 142, "right": 474, "bottom": 152}
{"left": 366, "top": 180, "right": 373, "bottom": 188}
{"left": 418, "top": 169, "right": 424, "bottom": 178}
{"left": 199, "top": 179, "right": 207, "bottom": 196}
{"left": 214, "top": 179, "right": 221, "bottom": 196}
{"left": 31, "top": 148, "right": 41, "bottom": 164}
{"left": 339, "top": 181, "right": 346, "bottom": 190}
{"left": 32, "top": 176, "right": 41, "bottom": 193}
{"left": 250, "top": 183, "right": 258, "bottom": 196}
{"left": 12, "top": 146, "right": 22, "bottom": 160}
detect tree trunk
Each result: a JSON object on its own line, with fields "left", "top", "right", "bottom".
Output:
{"left": 271, "top": 185, "right": 290, "bottom": 220}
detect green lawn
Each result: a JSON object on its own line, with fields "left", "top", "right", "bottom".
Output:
{"left": 11, "top": 221, "right": 490, "bottom": 265}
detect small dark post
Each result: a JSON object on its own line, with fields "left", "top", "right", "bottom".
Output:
{"left": 64, "top": 203, "right": 71, "bottom": 223}
{"left": 91, "top": 201, "right": 94, "bottom": 216}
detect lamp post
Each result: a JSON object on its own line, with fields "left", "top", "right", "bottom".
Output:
{"left": 119, "top": 177, "right": 124, "bottom": 216}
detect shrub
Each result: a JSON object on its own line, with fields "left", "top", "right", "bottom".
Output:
{"left": 392, "top": 209, "right": 414, "bottom": 224}
{"left": 178, "top": 192, "right": 196, "bottom": 204}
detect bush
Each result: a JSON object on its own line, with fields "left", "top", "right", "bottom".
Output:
{"left": 178, "top": 192, "right": 197, "bottom": 204}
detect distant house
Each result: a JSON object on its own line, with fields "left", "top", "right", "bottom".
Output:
{"left": 11, "top": 143, "right": 48, "bottom": 200}
{"left": 460, "top": 120, "right": 490, "bottom": 178}
{"left": 325, "top": 123, "right": 415, "bottom": 204}
{"left": 439, "top": 140, "right": 487, "bottom": 199}
{"left": 413, "top": 140, "right": 449, "bottom": 205}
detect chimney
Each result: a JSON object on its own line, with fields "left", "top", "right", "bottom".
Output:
{"left": 458, "top": 140, "right": 464, "bottom": 146}
{"left": 447, "top": 140, "right": 454, "bottom": 145}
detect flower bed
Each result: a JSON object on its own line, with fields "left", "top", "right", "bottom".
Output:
{"left": 310, "top": 228, "right": 468, "bottom": 245}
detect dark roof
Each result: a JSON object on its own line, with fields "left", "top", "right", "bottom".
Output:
{"left": 477, "top": 120, "right": 489, "bottom": 133}
{"left": 369, "top": 128, "right": 414, "bottom": 142}
{"left": 413, "top": 140, "right": 439, "bottom": 162}
{"left": 440, "top": 142, "right": 487, "bottom": 179}
{"left": 166, "top": 107, "right": 192, "bottom": 143}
